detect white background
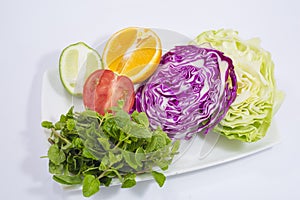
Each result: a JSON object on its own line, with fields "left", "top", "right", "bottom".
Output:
{"left": 1, "top": 0, "right": 299, "bottom": 199}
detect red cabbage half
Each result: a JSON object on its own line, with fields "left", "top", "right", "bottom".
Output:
{"left": 134, "top": 45, "right": 237, "bottom": 140}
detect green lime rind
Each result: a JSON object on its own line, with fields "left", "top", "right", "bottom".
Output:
{"left": 59, "top": 42, "right": 103, "bottom": 96}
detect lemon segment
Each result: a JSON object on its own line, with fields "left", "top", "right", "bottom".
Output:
{"left": 102, "top": 27, "right": 162, "bottom": 83}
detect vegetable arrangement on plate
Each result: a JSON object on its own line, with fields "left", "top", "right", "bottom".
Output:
{"left": 41, "top": 27, "right": 283, "bottom": 197}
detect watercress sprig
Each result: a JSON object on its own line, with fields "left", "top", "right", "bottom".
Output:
{"left": 41, "top": 106, "right": 180, "bottom": 197}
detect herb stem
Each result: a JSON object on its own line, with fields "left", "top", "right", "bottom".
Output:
{"left": 98, "top": 117, "right": 104, "bottom": 128}
{"left": 48, "top": 138, "right": 55, "bottom": 144}
{"left": 97, "top": 166, "right": 113, "bottom": 180}
{"left": 98, "top": 115, "right": 114, "bottom": 128}
{"left": 112, "top": 135, "right": 130, "bottom": 151}
{"left": 51, "top": 128, "right": 70, "bottom": 144}
{"left": 97, "top": 166, "right": 122, "bottom": 181}
{"left": 97, "top": 171, "right": 106, "bottom": 179}
{"left": 112, "top": 141, "right": 122, "bottom": 150}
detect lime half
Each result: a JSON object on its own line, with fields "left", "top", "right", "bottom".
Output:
{"left": 59, "top": 42, "right": 102, "bottom": 96}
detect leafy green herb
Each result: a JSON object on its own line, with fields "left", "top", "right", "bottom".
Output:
{"left": 151, "top": 171, "right": 166, "bottom": 187}
{"left": 121, "top": 173, "right": 136, "bottom": 188}
{"left": 53, "top": 174, "right": 82, "bottom": 185}
{"left": 47, "top": 144, "right": 66, "bottom": 165}
{"left": 83, "top": 175, "right": 100, "bottom": 197}
{"left": 131, "top": 111, "right": 149, "bottom": 127}
{"left": 41, "top": 121, "right": 54, "bottom": 129}
{"left": 41, "top": 106, "right": 180, "bottom": 197}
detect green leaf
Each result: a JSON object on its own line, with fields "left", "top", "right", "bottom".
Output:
{"left": 121, "top": 179, "right": 136, "bottom": 188}
{"left": 48, "top": 144, "right": 66, "bottom": 165}
{"left": 171, "top": 140, "right": 180, "bottom": 154}
{"left": 131, "top": 111, "right": 149, "bottom": 127}
{"left": 122, "top": 151, "right": 138, "bottom": 169}
{"left": 82, "top": 175, "right": 100, "bottom": 197}
{"left": 99, "top": 162, "right": 107, "bottom": 171}
{"left": 54, "top": 121, "right": 65, "bottom": 130}
{"left": 105, "top": 168, "right": 122, "bottom": 180}
{"left": 41, "top": 121, "right": 54, "bottom": 129}
{"left": 194, "top": 29, "right": 284, "bottom": 142}
{"left": 146, "top": 137, "right": 158, "bottom": 152}
{"left": 127, "top": 122, "right": 152, "bottom": 138}
{"left": 156, "top": 160, "right": 170, "bottom": 171}
{"left": 66, "top": 155, "right": 83, "bottom": 175}
{"left": 66, "top": 119, "right": 76, "bottom": 131}
{"left": 59, "top": 114, "right": 67, "bottom": 123}
{"left": 154, "top": 127, "right": 171, "bottom": 144}
{"left": 84, "top": 134, "right": 98, "bottom": 148}
{"left": 61, "top": 142, "right": 72, "bottom": 150}
{"left": 72, "top": 138, "right": 83, "bottom": 148}
{"left": 82, "top": 167, "right": 100, "bottom": 175}
{"left": 113, "top": 109, "right": 131, "bottom": 128}
{"left": 49, "top": 161, "right": 64, "bottom": 174}
{"left": 113, "top": 162, "right": 124, "bottom": 170}
{"left": 119, "top": 131, "right": 127, "bottom": 141}
{"left": 108, "top": 151, "right": 122, "bottom": 165}
{"left": 80, "top": 109, "right": 100, "bottom": 119}
{"left": 123, "top": 172, "right": 136, "bottom": 180}
{"left": 145, "top": 128, "right": 172, "bottom": 153}
{"left": 82, "top": 148, "right": 98, "bottom": 160}
{"left": 97, "top": 137, "right": 111, "bottom": 150}
{"left": 42, "top": 105, "right": 176, "bottom": 197}
{"left": 53, "top": 174, "right": 82, "bottom": 185}
{"left": 121, "top": 173, "right": 136, "bottom": 188}
{"left": 154, "top": 134, "right": 166, "bottom": 149}
{"left": 100, "top": 176, "right": 112, "bottom": 187}
{"left": 135, "top": 147, "right": 145, "bottom": 168}
{"left": 151, "top": 171, "right": 166, "bottom": 187}
{"left": 100, "top": 155, "right": 109, "bottom": 170}
{"left": 102, "top": 120, "right": 119, "bottom": 140}
{"left": 66, "top": 106, "right": 74, "bottom": 118}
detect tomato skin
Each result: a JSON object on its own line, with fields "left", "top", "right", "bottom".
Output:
{"left": 83, "top": 69, "right": 135, "bottom": 115}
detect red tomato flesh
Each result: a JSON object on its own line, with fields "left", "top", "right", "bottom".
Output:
{"left": 83, "top": 69, "right": 135, "bottom": 115}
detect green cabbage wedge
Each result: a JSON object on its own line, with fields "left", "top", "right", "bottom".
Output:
{"left": 193, "top": 29, "right": 284, "bottom": 142}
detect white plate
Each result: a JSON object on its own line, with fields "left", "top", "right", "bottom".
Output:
{"left": 41, "top": 28, "right": 280, "bottom": 186}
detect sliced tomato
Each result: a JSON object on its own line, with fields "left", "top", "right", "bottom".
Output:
{"left": 83, "top": 69, "right": 135, "bottom": 115}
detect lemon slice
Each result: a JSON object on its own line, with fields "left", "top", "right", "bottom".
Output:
{"left": 102, "top": 27, "right": 162, "bottom": 83}
{"left": 59, "top": 42, "right": 102, "bottom": 96}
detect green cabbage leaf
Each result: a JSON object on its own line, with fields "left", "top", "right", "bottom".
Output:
{"left": 193, "top": 29, "right": 284, "bottom": 142}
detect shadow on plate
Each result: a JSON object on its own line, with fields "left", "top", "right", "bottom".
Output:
{"left": 20, "top": 50, "right": 66, "bottom": 200}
